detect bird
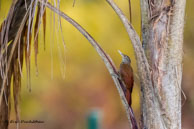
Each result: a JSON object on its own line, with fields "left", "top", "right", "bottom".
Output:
{"left": 118, "top": 50, "right": 134, "bottom": 106}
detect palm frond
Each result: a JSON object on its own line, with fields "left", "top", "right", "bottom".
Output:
{"left": 0, "top": 0, "right": 48, "bottom": 128}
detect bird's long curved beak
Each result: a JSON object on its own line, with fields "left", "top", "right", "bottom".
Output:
{"left": 118, "top": 50, "right": 124, "bottom": 58}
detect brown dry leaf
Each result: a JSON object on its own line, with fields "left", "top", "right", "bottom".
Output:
{"left": 24, "top": 23, "right": 32, "bottom": 92}
{"left": 34, "top": 5, "right": 40, "bottom": 75}
{"left": 43, "top": 6, "right": 46, "bottom": 50}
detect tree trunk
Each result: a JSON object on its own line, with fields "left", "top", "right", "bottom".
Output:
{"left": 140, "top": 0, "right": 186, "bottom": 128}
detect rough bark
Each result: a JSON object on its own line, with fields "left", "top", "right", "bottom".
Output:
{"left": 141, "top": 0, "right": 186, "bottom": 128}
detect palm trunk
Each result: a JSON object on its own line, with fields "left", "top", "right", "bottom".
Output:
{"left": 140, "top": 0, "right": 186, "bottom": 128}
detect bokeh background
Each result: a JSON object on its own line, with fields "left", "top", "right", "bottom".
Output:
{"left": 0, "top": 0, "right": 193, "bottom": 129}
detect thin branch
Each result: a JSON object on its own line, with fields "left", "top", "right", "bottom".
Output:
{"left": 38, "top": 0, "right": 137, "bottom": 128}
{"left": 140, "top": 0, "right": 150, "bottom": 51}
{"left": 128, "top": 0, "right": 132, "bottom": 23}
{"left": 106, "top": 0, "right": 150, "bottom": 86}
{"left": 106, "top": 0, "right": 166, "bottom": 128}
